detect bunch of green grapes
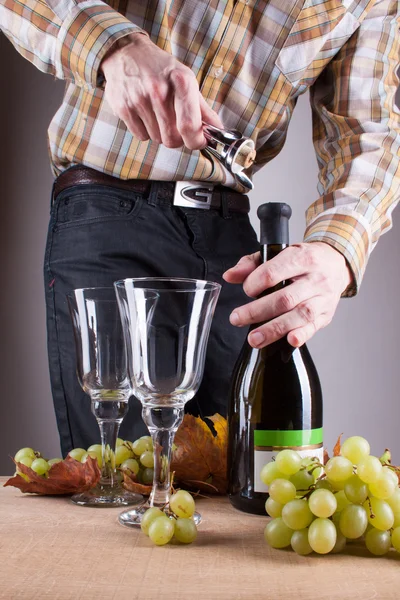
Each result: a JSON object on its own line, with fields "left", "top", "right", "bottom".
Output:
{"left": 141, "top": 490, "right": 198, "bottom": 545}
{"left": 262, "top": 436, "right": 400, "bottom": 556}
{"left": 13, "top": 435, "right": 155, "bottom": 483}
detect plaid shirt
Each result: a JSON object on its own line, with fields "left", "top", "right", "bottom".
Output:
{"left": 1, "top": 0, "right": 399, "bottom": 295}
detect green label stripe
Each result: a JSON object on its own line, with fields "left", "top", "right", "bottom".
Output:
{"left": 254, "top": 428, "right": 323, "bottom": 447}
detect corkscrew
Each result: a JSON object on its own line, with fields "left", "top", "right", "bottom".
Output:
{"left": 202, "top": 123, "right": 256, "bottom": 191}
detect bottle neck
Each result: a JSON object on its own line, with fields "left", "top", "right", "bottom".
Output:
{"left": 260, "top": 244, "right": 288, "bottom": 295}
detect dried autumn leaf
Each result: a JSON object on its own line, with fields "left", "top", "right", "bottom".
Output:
{"left": 4, "top": 456, "right": 100, "bottom": 495}
{"left": 171, "top": 413, "right": 227, "bottom": 494}
{"left": 122, "top": 471, "right": 152, "bottom": 496}
{"left": 333, "top": 433, "right": 343, "bottom": 457}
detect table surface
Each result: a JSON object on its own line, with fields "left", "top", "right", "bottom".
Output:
{"left": 1, "top": 477, "right": 399, "bottom": 600}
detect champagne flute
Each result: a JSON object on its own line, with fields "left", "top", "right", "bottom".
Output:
{"left": 67, "top": 287, "right": 144, "bottom": 507}
{"left": 114, "top": 277, "right": 221, "bottom": 526}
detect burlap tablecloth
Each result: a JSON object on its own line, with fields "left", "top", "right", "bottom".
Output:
{"left": 0, "top": 477, "right": 399, "bottom": 600}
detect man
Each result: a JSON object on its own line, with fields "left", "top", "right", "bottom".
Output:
{"left": 1, "top": 0, "right": 399, "bottom": 455}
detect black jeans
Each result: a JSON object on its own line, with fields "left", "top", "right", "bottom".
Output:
{"left": 44, "top": 180, "right": 259, "bottom": 456}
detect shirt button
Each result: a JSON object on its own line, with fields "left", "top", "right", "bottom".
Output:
{"left": 213, "top": 65, "right": 224, "bottom": 79}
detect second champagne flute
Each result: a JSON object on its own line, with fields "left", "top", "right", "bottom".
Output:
{"left": 114, "top": 277, "right": 221, "bottom": 526}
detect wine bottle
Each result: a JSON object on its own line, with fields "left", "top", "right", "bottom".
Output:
{"left": 227, "top": 202, "right": 323, "bottom": 515}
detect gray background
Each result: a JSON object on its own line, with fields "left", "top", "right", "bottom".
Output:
{"left": 1, "top": 34, "right": 399, "bottom": 475}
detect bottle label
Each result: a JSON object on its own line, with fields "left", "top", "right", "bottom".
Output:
{"left": 254, "top": 429, "right": 323, "bottom": 493}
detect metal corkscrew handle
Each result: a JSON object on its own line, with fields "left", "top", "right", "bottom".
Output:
{"left": 202, "top": 123, "right": 256, "bottom": 191}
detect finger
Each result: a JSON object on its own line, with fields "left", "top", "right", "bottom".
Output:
{"left": 171, "top": 70, "right": 205, "bottom": 150}
{"left": 199, "top": 95, "right": 224, "bottom": 129}
{"left": 149, "top": 80, "right": 184, "bottom": 148}
{"left": 119, "top": 109, "right": 149, "bottom": 141}
{"left": 223, "top": 253, "right": 261, "bottom": 285}
{"left": 136, "top": 103, "right": 162, "bottom": 144}
{"left": 228, "top": 277, "right": 316, "bottom": 327}
{"left": 247, "top": 296, "right": 325, "bottom": 348}
{"left": 288, "top": 321, "right": 327, "bottom": 348}
{"left": 242, "top": 244, "right": 318, "bottom": 298}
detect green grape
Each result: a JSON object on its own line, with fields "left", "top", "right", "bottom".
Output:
{"left": 116, "top": 438, "right": 125, "bottom": 447}
{"left": 331, "top": 525, "right": 347, "bottom": 554}
{"left": 15, "top": 470, "right": 30, "bottom": 482}
{"left": 357, "top": 456, "right": 382, "bottom": 484}
{"left": 382, "top": 466, "right": 399, "bottom": 486}
{"left": 140, "top": 435, "right": 153, "bottom": 449}
{"left": 141, "top": 507, "right": 164, "bottom": 535}
{"left": 115, "top": 445, "right": 133, "bottom": 466}
{"left": 14, "top": 447, "right": 36, "bottom": 462}
{"left": 275, "top": 449, "right": 302, "bottom": 476}
{"left": 339, "top": 504, "right": 368, "bottom": 539}
{"left": 369, "top": 471, "right": 397, "bottom": 500}
{"left": 344, "top": 475, "right": 368, "bottom": 504}
{"left": 169, "top": 490, "right": 195, "bottom": 518}
{"left": 268, "top": 479, "right": 297, "bottom": 505}
{"left": 290, "top": 529, "right": 313, "bottom": 555}
{"left": 141, "top": 468, "right": 154, "bottom": 485}
{"left": 68, "top": 448, "right": 87, "bottom": 462}
{"left": 308, "top": 518, "right": 337, "bottom": 554}
{"left": 48, "top": 458, "right": 62, "bottom": 466}
{"left": 364, "top": 497, "right": 394, "bottom": 531}
{"left": 282, "top": 499, "right": 314, "bottom": 530}
{"left": 132, "top": 438, "right": 150, "bottom": 456}
{"left": 324, "top": 457, "right": 353, "bottom": 483}
{"left": 120, "top": 458, "right": 140, "bottom": 475}
{"left": 391, "top": 526, "right": 400, "bottom": 552}
{"left": 387, "top": 488, "right": 400, "bottom": 514}
{"left": 308, "top": 489, "right": 337, "bottom": 518}
{"left": 87, "top": 444, "right": 103, "bottom": 463}
{"left": 327, "top": 478, "right": 346, "bottom": 491}
{"left": 365, "top": 528, "right": 391, "bottom": 555}
{"left": 86, "top": 450, "right": 102, "bottom": 468}
{"left": 340, "top": 436, "right": 370, "bottom": 465}
{"left": 331, "top": 511, "right": 342, "bottom": 527}
{"left": 148, "top": 516, "right": 175, "bottom": 546}
{"left": 264, "top": 518, "right": 293, "bottom": 549}
{"left": 31, "top": 458, "right": 50, "bottom": 476}
{"left": 393, "top": 512, "right": 400, "bottom": 528}
{"left": 315, "top": 479, "right": 333, "bottom": 491}
{"left": 140, "top": 451, "right": 154, "bottom": 469}
{"left": 174, "top": 518, "right": 198, "bottom": 544}
{"left": 335, "top": 491, "right": 351, "bottom": 512}
{"left": 80, "top": 452, "right": 89, "bottom": 463}
{"left": 265, "top": 497, "right": 283, "bottom": 518}
{"left": 289, "top": 469, "right": 314, "bottom": 491}
{"left": 17, "top": 456, "right": 33, "bottom": 468}
{"left": 260, "top": 462, "right": 289, "bottom": 486}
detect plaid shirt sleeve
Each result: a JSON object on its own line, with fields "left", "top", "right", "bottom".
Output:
{"left": 304, "top": 0, "right": 400, "bottom": 297}
{"left": 0, "top": 0, "right": 145, "bottom": 89}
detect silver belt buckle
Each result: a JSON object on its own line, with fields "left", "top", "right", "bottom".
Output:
{"left": 173, "top": 181, "right": 214, "bottom": 209}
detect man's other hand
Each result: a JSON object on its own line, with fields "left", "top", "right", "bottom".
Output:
{"left": 223, "top": 242, "right": 352, "bottom": 348}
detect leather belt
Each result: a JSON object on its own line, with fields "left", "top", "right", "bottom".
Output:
{"left": 52, "top": 165, "right": 250, "bottom": 214}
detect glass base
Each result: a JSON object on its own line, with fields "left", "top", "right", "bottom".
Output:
{"left": 118, "top": 504, "right": 202, "bottom": 527}
{"left": 71, "top": 484, "right": 144, "bottom": 508}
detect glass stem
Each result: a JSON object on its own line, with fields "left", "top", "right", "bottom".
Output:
{"left": 97, "top": 418, "right": 120, "bottom": 487}
{"left": 142, "top": 405, "right": 184, "bottom": 508}
{"left": 91, "top": 398, "right": 128, "bottom": 488}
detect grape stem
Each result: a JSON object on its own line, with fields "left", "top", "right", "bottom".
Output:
{"left": 365, "top": 496, "right": 375, "bottom": 519}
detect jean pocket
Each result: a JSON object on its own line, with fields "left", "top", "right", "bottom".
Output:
{"left": 52, "top": 185, "right": 142, "bottom": 230}
{"left": 276, "top": 0, "right": 361, "bottom": 85}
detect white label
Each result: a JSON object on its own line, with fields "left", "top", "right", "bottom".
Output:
{"left": 254, "top": 447, "right": 324, "bottom": 493}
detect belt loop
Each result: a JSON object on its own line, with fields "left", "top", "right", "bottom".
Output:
{"left": 148, "top": 181, "right": 160, "bottom": 207}
{"left": 221, "top": 189, "right": 231, "bottom": 220}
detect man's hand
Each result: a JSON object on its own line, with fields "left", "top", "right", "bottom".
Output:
{"left": 101, "top": 34, "right": 224, "bottom": 149}
{"left": 223, "top": 242, "right": 352, "bottom": 348}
